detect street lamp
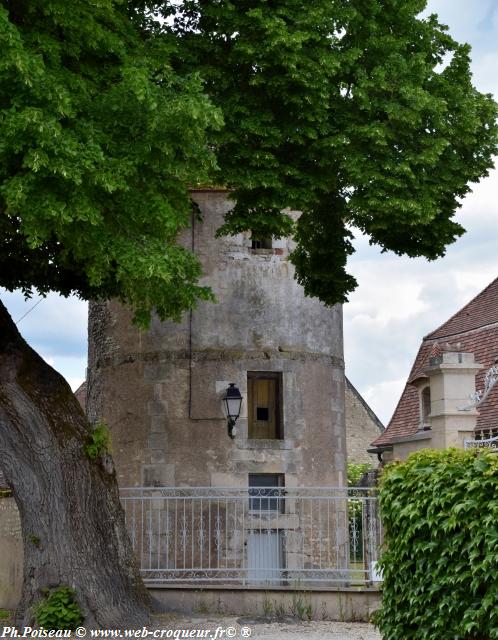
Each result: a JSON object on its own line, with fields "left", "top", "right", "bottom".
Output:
{"left": 223, "top": 383, "right": 242, "bottom": 439}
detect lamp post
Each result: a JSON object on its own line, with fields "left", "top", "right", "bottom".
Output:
{"left": 223, "top": 383, "right": 242, "bottom": 439}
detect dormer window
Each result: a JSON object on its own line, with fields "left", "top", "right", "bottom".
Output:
{"left": 420, "top": 386, "right": 431, "bottom": 430}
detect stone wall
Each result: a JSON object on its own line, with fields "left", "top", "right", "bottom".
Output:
{"left": 87, "top": 191, "right": 347, "bottom": 490}
{"left": 344, "top": 379, "right": 384, "bottom": 465}
{"left": 0, "top": 495, "right": 23, "bottom": 609}
{"left": 149, "top": 585, "right": 381, "bottom": 621}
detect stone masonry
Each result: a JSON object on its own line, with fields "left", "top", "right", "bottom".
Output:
{"left": 87, "top": 190, "right": 347, "bottom": 490}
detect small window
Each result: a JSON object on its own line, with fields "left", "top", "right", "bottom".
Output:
{"left": 421, "top": 386, "right": 431, "bottom": 429}
{"left": 247, "top": 372, "right": 283, "bottom": 439}
{"left": 249, "top": 474, "right": 285, "bottom": 511}
{"left": 256, "top": 407, "right": 269, "bottom": 421}
{"left": 251, "top": 238, "right": 272, "bottom": 250}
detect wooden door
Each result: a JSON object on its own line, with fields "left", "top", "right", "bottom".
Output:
{"left": 248, "top": 377, "right": 277, "bottom": 439}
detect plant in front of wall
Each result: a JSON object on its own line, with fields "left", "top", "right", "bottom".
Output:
{"left": 262, "top": 595, "right": 274, "bottom": 617}
{"left": 193, "top": 592, "right": 210, "bottom": 615}
{"left": 274, "top": 601, "right": 286, "bottom": 618}
{"left": 290, "top": 591, "right": 313, "bottom": 621}
{"left": 34, "top": 587, "right": 83, "bottom": 631}
{"left": 375, "top": 449, "right": 498, "bottom": 639}
{"left": 84, "top": 422, "right": 111, "bottom": 461}
{"left": 28, "top": 534, "right": 41, "bottom": 548}
{"left": 347, "top": 462, "right": 373, "bottom": 487}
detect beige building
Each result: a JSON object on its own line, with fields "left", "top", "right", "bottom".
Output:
{"left": 371, "top": 277, "right": 498, "bottom": 462}
{"left": 345, "top": 378, "right": 383, "bottom": 465}
{"left": 84, "top": 191, "right": 381, "bottom": 590}
{"left": 0, "top": 191, "right": 383, "bottom": 607}
{"left": 87, "top": 190, "right": 348, "bottom": 490}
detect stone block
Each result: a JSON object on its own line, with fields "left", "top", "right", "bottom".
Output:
{"left": 142, "top": 464, "right": 175, "bottom": 487}
{"left": 148, "top": 433, "right": 167, "bottom": 450}
{"left": 148, "top": 400, "right": 168, "bottom": 416}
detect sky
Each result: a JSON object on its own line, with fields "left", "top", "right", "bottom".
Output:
{"left": 2, "top": 0, "right": 498, "bottom": 425}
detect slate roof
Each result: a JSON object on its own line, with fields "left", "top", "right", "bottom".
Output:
{"left": 372, "top": 277, "right": 498, "bottom": 448}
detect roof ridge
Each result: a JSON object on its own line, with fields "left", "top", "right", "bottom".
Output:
{"left": 345, "top": 376, "right": 385, "bottom": 433}
{"left": 424, "top": 277, "right": 498, "bottom": 340}
{"left": 370, "top": 388, "right": 405, "bottom": 447}
{"left": 423, "top": 318, "right": 498, "bottom": 345}
{"left": 370, "top": 342, "right": 425, "bottom": 447}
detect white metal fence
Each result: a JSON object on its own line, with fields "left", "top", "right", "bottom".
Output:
{"left": 464, "top": 428, "right": 498, "bottom": 450}
{"left": 120, "top": 487, "right": 382, "bottom": 587}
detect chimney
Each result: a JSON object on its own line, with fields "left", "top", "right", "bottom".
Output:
{"left": 424, "top": 349, "right": 482, "bottom": 449}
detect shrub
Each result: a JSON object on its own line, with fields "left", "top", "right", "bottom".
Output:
{"left": 375, "top": 449, "right": 498, "bottom": 639}
{"left": 34, "top": 586, "right": 83, "bottom": 630}
{"left": 347, "top": 463, "right": 373, "bottom": 561}
{"left": 85, "top": 422, "right": 111, "bottom": 460}
{"left": 347, "top": 462, "right": 372, "bottom": 487}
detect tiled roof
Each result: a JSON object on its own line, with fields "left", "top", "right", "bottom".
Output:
{"left": 427, "top": 277, "right": 498, "bottom": 340}
{"left": 372, "top": 277, "right": 498, "bottom": 448}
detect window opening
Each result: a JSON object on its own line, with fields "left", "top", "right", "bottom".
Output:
{"left": 421, "top": 386, "right": 431, "bottom": 429}
{"left": 247, "top": 372, "right": 283, "bottom": 439}
{"left": 251, "top": 238, "right": 272, "bottom": 250}
{"left": 249, "top": 474, "right": 285, "bottom": 511}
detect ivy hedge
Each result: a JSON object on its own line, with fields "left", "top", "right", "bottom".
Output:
{"left": 375, "top": 449, "right": 498, "bottom": 640}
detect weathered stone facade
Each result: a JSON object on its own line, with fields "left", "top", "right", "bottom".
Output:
{"left": 344, "top": 379, "right": 384, "bottom": 465}
{"left": 0, "top": 193, "right": 383, "bottom": 609}
{"left": 87, "top": 191, "right": 347, "bottom": 490}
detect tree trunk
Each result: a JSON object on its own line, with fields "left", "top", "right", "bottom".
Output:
{"left": 0, "top": 300, "right": 151, "bottom": 628}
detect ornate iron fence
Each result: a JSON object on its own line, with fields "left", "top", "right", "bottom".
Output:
{"left": 120, "top": 487, "right": 382, "bottom": 587}
{"left": 464, "top": 432, "right": 498, "bottom": 450}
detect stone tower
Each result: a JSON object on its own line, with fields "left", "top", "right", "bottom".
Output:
{"left": 87, "top": 190, "right": 346, "bottom": 489}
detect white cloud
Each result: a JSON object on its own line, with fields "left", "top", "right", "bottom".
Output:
{"left": 425, "top": 0, "right": 493, "bottom": 51}
{"left": 2, "top": 291, "right": 88, "bottom": 391}
{"left": 345, "top": 162, "right": 498, "bottom": 425}
{"left": 472, "top": 53, "right": 498, "bottom": 95}
{"left": 362, "top": 378, "right": 408, "bottom": 426}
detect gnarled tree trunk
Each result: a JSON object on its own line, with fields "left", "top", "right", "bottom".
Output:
{"left": 0, "top": 300, "right": 151, "bottom": 628}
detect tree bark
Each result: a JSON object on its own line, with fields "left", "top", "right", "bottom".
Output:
{"left": 0, "top": 300, "right": 151, "bottom": 628}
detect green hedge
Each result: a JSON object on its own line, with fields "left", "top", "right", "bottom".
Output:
{"left": 375, "top": 449, "right": 498, "bottom": 640}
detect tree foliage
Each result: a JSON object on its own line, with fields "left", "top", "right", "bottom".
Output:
{"left": 1, "top": 0, "right": 497, "bottom": 320}
{"left": 0, "top": 0, "right": 221, "bottom": 325}
{"left": 168, "top": 0, "right": 498, "bottom": 304}
{"left": 376, "top": 449, "right": 498, "bottom": 640}
{"left": 347, "top": 461, "right": 372, "bottom": 487}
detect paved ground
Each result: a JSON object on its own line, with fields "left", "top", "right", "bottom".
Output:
{"left": 152, "top": 614, "right": 381, "bottom": 640}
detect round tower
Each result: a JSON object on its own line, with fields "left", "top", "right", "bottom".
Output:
{"left": 87, "top": 190, "right": 346, "bottom": 489}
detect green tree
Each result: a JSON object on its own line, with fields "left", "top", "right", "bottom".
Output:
{"left": 169, "top": 0, "right": 497, "bottom": 302}
{"left": 0, "top": 0, "right": 220, "bottom": 628}
{"left": 1, "top": 0, "right": 496, "bottom": 628}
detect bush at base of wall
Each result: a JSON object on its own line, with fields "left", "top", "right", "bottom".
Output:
{"left": 375, "top": 449, "right": 498, "bottom": 640}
